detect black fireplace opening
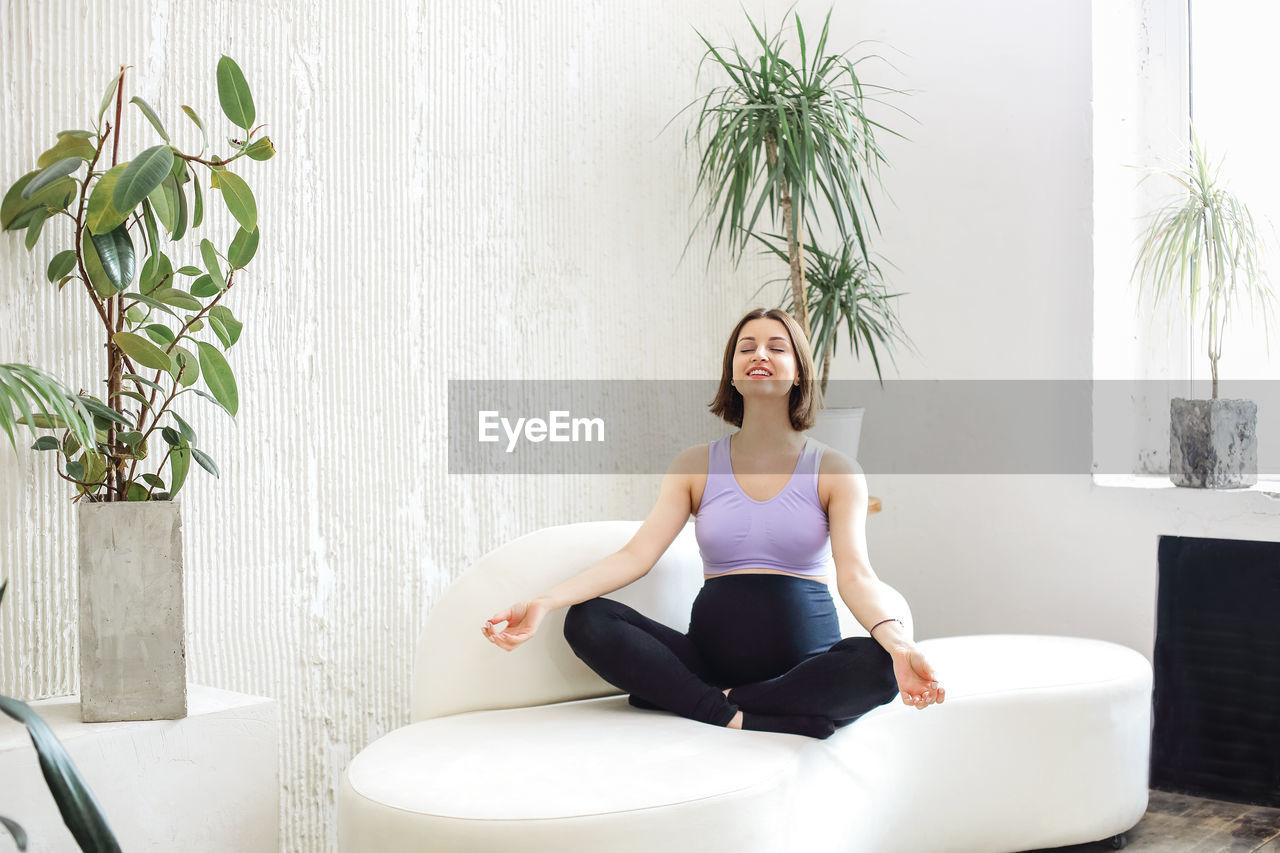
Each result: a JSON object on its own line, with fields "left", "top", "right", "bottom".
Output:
{"left": 1151, "top": 534, "right": 1280, "bottom": 808}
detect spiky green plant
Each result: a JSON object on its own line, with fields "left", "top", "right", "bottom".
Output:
{"left": 1130, "top": 126, "right": 1277, "bottom": 397}
{"left": 753, "top": 234, "right": 916, "bottom": 392}
{"left": 678, "top": 7, "right": 910, "bottom": 340}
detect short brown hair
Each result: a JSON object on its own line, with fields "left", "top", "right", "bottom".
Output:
{"left": 708, "top": 307, "right": 824, "bottom": 430}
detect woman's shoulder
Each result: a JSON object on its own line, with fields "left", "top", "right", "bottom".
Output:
{"left": 669, "top": 441, "right": 714, "bottom": 477}
{"left": 813, "top": 441, "right": 862, "bottom": 477}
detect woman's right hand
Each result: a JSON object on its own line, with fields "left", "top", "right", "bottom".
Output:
{"left": 482, "top": 598, "right": 549, "bottom": 652}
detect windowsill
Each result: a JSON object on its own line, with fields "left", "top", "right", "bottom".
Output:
{"left": 1092, "top": 473, "right": 1280, "bottom": 499}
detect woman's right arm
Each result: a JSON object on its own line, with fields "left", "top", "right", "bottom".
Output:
{"left": 532, "top": 446, "right": 699, "bottom": 612}
{"left": 483, "top": 447, "right": 700, "bottom": 652}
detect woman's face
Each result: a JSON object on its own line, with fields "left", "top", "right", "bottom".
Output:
{"left": 734, "top": 318, "right": 797, "bottom": 391}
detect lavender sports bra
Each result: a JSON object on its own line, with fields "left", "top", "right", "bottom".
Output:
{"left": 695, "top": 434, "right": 833, "bottom": 578}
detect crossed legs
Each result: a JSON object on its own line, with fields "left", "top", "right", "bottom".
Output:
{"left": 563, "top": 597, "right": 898, "bottom": 738}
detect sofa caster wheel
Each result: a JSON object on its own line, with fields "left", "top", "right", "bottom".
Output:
{"left": 1108, "top": 832, "right": 1128, "bottom": 849}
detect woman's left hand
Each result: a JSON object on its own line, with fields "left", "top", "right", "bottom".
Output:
{"left": 892, "top": 645, "right": 945, "bottom": 710}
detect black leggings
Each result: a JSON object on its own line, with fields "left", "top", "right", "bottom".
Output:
{"left": 562, "top": 573, "right": 900, "bottom": 739}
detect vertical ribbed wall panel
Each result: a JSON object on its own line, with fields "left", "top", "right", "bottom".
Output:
{"left": 0, "top": 1, "right": 798, "bottom": 849}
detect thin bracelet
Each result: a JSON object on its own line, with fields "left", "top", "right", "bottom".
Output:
{"left": 870, "top": 617, "right": 904, "bottom": 636}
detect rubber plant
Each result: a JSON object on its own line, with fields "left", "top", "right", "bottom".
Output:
{"left": 0, "top": 56, "right": 273, "bottom": 502}
{"left": 0, "top": 580, "right": 123, "bottom": 853}
{"left": 678, "top": 7, "right": 911, "bottom": 387}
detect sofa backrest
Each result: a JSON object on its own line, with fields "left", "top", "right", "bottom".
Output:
{"left": 410, "top": 519, "right": 912, "bottom": 722}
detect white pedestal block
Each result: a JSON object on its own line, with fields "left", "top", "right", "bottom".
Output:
{"left": 0, "top": 685, "right": 278, "bottom": 852}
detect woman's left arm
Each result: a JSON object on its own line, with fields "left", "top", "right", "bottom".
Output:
{"left": 826, "top": 451, "right": 911, "bottom": 653}
{"left": 826, "top": 451, "right": 944, "bottom": 708}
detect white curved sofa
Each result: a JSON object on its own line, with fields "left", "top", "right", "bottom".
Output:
{"left": 338, "top": 520, "right": 1153, "bottom": 853}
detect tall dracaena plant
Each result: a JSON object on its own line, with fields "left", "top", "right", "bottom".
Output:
{"left": 0, "top": 57, "right": 273, "bottom": 502}
{"left": 680, "top": 7, "right": 906, "bottom": 341}
{"left": 1130, "top": 127, "right": 1276, "bottom": 398}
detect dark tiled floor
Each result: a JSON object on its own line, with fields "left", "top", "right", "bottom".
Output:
{"left": 1021, "top": 790, "right": 1280, "bottom": 852}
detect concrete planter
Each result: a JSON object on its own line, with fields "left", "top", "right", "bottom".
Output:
{"left": 77, "top": 498, "right": 187, "bottom": 722}
{"left": 1169, "top": 398, "right": 1258, "bottom": 489}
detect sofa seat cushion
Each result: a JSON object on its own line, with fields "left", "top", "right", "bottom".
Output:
{"left": 339, "top": 634, "right": 1153, "bottom": 853}
{"left": 344, "top": 693, "right": 804, "bottom": 820}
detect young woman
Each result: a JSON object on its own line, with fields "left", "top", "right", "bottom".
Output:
{"left": 481, "top": 307, "right": 945, "bottom": 739}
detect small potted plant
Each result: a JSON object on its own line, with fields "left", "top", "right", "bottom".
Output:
{"left": 0, "top": 57, "right": 274, "bottom": 721}
{"left": 1130, "top": 127, "right": 1277, "bottom": 488}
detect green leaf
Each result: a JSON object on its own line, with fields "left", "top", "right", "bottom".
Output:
{"left": 180, "top": 105, "right": 208, "bottom": 152}
{"left": 36, "top": 136, "right": 95, "bottom": 170}
{"left": 125, "top": 481, "right": 149, "bottom": 501}
{"left": 114, "top": 390, "right": 152, "bottom": 408}
{"left": 195, "top": 340, "right": 237, "bottom": 416}
{"left": 117, "top": 431, "right": 143, "bottom": 448}
{"left": 2, "top": 171, "right": 76, "bottom": 231}
{"left": 84, "top": 164, "right": 131, "bottom": 234}
{"left": 191, "top": 171, "right": 204, "bottom": 228}
{"left": 122, "top": 291, "right": 178, "bottom": 317}
{"left": 141, "top": 473, "right": 165, "bottom": 489}
{"left": 167, "top": 174, "right": 188, "bottom": 241}
{"left": 76, "top": 395, "right": 131, "bottom": 427}
{"left": 66, "top": 459, "right": 85, "bottom": 480}
{"left": 130, "top": 96, "right": 170, "bottom": 143}
{"left": 148, "top": 179, "right": 174, "bottom": 233}
{"left": 170, "top": 445, "right": 190, "bottom": 496}
{"left": 23, "top": 207, "right": 50, "bottom": 251}
{"left": 31, "top": 435, "right": 60, "bottom": 451}
{"left": 245, "top": 136, "right": 275, "bottom": 161}
{"left": 228, "top": 226, "right": 259, "bottom": 268}
{"left": 47, "top": 250, "right": 77, "bottom": 282}
{"left": 88, "top": 225, "right": 135, "bottom": 291}
{"left": 208, "top": 305, "right": 242, "bottom": 347}
{"left": 170, "top": 345, "right": 200, "bottom": 387}
{"left": 21, "top": 157, "right": 82, "bottom": 199}
{"left": 81, "top": 230, "right": 116, "bottom": 298}
{"left": 190, "top": 387, "right": 232, "bottom": 417}
{"left": 215, "top": 170, "right": 256, "bottom": 232}
{"left": 216, "top": 56, "right": 256, "bottom": 130}
{"left": 139, "top": 250, "right": 173, "bottom": 295}
{"left": 143, "top": 323, "right": 176, "bottom": 346}
{"left": 141, "top": 197, "right": 160, "bottom": 258}
{"left": 151, "top": 289, "right": 203, "bottom": 311}
{"left": 186, "top": 317, "right": 205, "bottom": 333}
{"left": 171, "top": 412, "right": 196, "bottom": 444}
{"left": 1, "top": 814, "right": 28, "bottom": 850}
{"left": 175, "top": 265, "right": 202, "bottom": 276}
{"left": 123, "top": 372, "right": 167, "bottom": 392}
{"left": 112, "top": 145, "right": 175, "bottom": 213}
{"left": 161, "top": 427, "right": 181, "bottom": 446}
{"left": 98, "top": 70, "right": 122, "bottom": 123}
{"left": 113, "top": 331, "right": 173, "bottom": 371}
{"left": 58, "top": 129, "right": 96, "bottom": 139}
{"left": 190, "top": 274, "right": 219, "bottom": 298}
{"left": 201, "top": 239, "right": 225, "bottom": 289}
{"left": 191, "top": 446, "right": 219, "bottom": 478}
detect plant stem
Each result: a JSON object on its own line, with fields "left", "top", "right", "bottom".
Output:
{"left": 106, "top": 65, "right": 128, "bottom": 500}
{"left": 765, "top": 131, "right": 812, "bottom": 340}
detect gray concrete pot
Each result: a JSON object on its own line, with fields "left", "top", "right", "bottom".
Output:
{"left": 77, "top": 498, "right": 188, "bottom": 722}
{"left": 1169, "top": 398, "right": 1258, "bottom": 488}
